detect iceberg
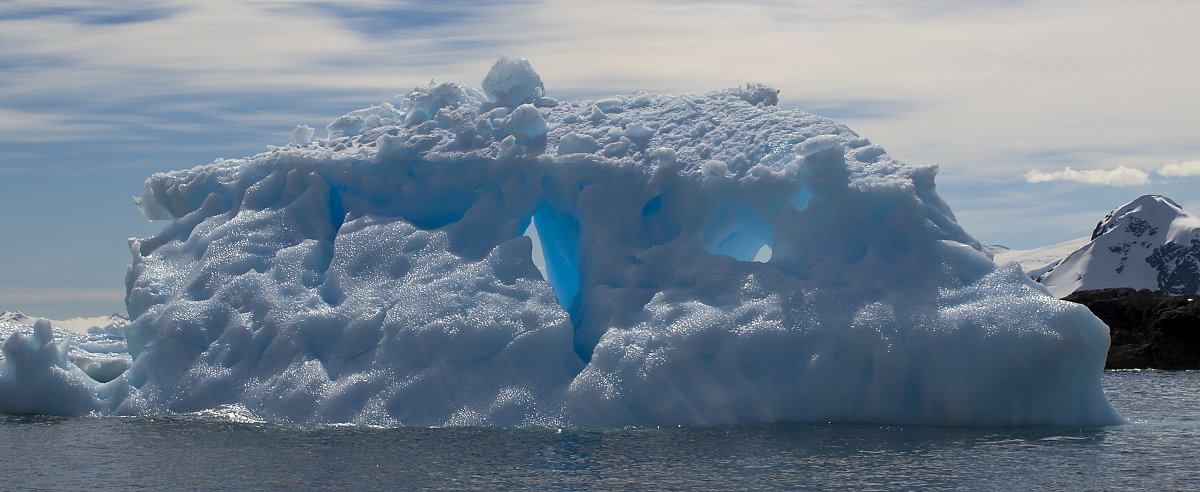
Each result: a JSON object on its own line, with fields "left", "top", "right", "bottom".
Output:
{"left": 0, "top": 58, "right": 1122, "bottom": 427}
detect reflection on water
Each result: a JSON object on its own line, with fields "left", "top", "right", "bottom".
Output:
{"left": 3, "top": 371, "right": 1198, "bottom": 490}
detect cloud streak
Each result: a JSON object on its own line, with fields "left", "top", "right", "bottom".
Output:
{"left": 3, "top": 0, "right": 1198, "bottom": 161}
{"left": 1158, "top": 160, "right": 1200, "bottom": 178}
{"left": 1025, "top": 160, "right": 1200, "bottom": 186}
{"left": 1024, "top": 166, "right": 1150, "bottom": 186}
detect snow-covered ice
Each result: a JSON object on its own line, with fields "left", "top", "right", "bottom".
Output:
{"left": 0, "top": 58, "right": 1122, "bottom": 427}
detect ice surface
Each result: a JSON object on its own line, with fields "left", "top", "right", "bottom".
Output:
{"left": 292, "top": 125, "right": 314, "bottom": 146}
{"left": 0, "top": 58, "right": 1122, "bottom": 426}
{"left": 482, "top": 56, "right": 545, "bottom": 107}
{"left": 0, "top": 320, "right": 123, "bottom": 416}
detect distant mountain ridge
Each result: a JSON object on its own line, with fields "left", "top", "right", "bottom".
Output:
{"left": 997, "top": 195, "right": 1200, "bottom": 298}
{"left": 0, "top": 310, "right": 128, "bottom": 334}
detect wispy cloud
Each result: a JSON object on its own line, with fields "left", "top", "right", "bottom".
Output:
{"left": 1025, "top": 159, "right": 1200, "bottom": 186}
{"left": 1024, "top": 166, "right": 1150, "bottom": 186}
{"left": 1158, "top": 160, "right": 1200, "bottom": 178}
{"left": 0, "top": 2, "right": 181, "bottom": 25}
{"left": 3, "top": 0, "right": 1198, "bottom": 160}
{"left": 299, "top": 0, "right": 536, "bottom": 35}
{"left": 0, "top": 107, "right": 119, "bottom": 142}
{"left": 0, "top": 0, "right": 530, "bottom": 148}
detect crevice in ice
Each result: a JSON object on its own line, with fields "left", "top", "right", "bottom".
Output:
{"left": 531, "top": 204, "right": 581, "bottom": 313}
{"left": 317, "top": 186, "right": 347, "bottom": 282}
{"left": 328, "top": 187, "right": 346, "bottom": 237}
{"left": 529, "top": 202, "right": 583, "bottom": 359}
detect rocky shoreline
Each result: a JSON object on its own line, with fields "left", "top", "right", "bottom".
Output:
{"left": 1064, "top": 288, "right": 1200, "bottom": 369}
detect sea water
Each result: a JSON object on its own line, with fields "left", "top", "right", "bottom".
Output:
{"left": 2, "top": 370, "right": 1196, "bottom": 490}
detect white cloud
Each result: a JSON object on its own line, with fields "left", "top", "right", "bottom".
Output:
{"left": 1157, "top": 160, "right": 1200, "bottom": 178}
{"left": 1024, "top": 166, "right": 1150, "bottom": 186}
{"left": 1024, "top": 160, "right": 1200, "bottom": 186}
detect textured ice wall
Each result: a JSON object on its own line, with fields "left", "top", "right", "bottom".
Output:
{"left": 0, "top": 58, "right": 1122, "bottom": 426}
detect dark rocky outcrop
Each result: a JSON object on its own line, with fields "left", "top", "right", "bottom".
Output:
{"left": 1063, "top": 288, "right": 1200, "bottom": 369}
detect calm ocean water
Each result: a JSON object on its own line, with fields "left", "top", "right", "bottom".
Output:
{"left": 2, "top": 370, "right": 1198, "bottom": 490}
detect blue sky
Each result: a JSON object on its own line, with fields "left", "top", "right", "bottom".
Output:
{"left": 2, "top": 0, "right": 1198, "bottom": 318}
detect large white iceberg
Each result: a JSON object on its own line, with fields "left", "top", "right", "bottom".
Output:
{"left": 0, "top": 58, "right": 1122, "bottom": 427}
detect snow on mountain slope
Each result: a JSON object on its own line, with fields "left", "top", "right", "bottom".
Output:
{"left": 1036, "top": 195, "right": 1200, "bottom": 298}
{"left": 990, "top": 236, "right": 1092, "bottom": 276}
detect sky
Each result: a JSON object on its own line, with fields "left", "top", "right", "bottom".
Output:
{"left": 2, "top": 0, "right": 1198, "bottom": 318}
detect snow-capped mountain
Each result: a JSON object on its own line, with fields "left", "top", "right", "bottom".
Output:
{"left": 1030, "top": 195, "right": 1200, "bottom": 297}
